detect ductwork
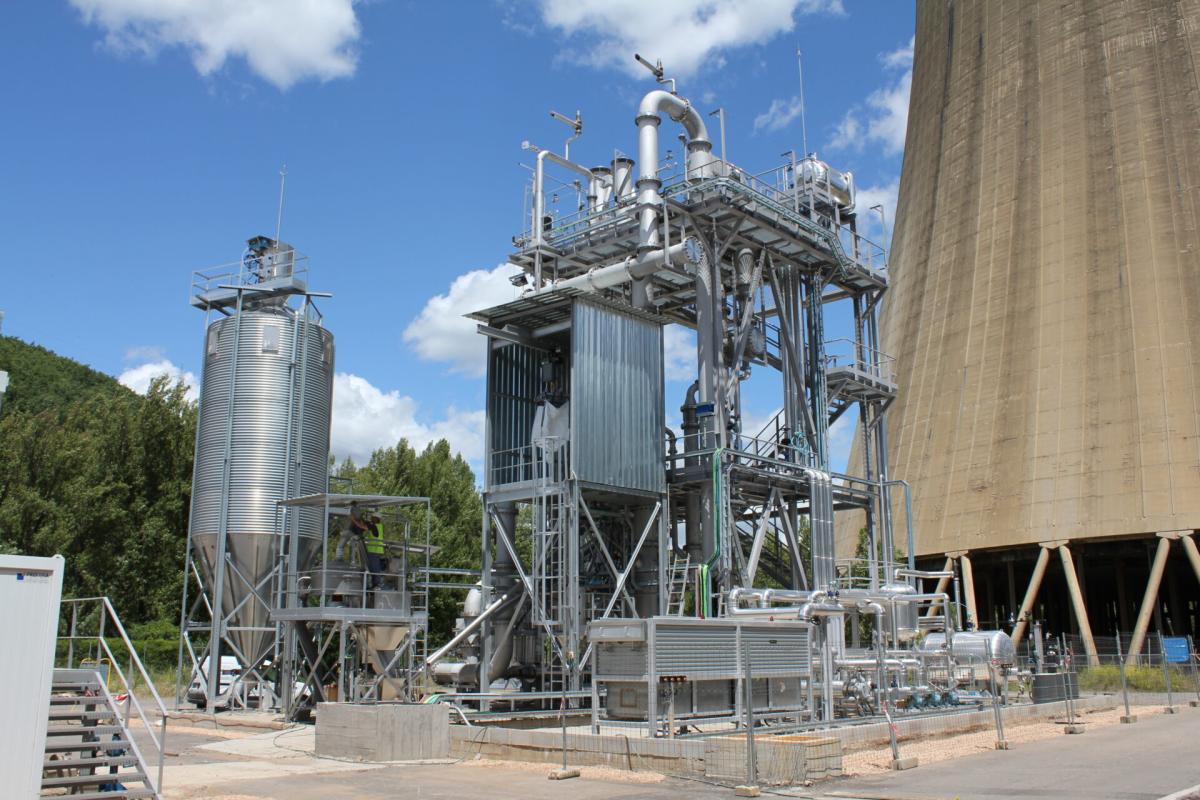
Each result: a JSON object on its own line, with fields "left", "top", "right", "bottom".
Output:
{"left": 553, "top": 236, "right": 698, "bottom": 294}
{"left": 632, "top": 90, "right": 716, "bottom": 309}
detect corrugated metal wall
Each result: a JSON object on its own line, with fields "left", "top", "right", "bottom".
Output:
{"left": 487, "top": 341, "right": 539, "bottom": 485}
{"left": 571, "top": 300, "right": 665, "bottom": 493}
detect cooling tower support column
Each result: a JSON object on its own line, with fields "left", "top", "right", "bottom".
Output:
{"left": 924, "top": 557, "right": 954, "bottom": 617}
{"left": 1057, "top": 544, "right": 1099, "bottom": 667}
{"left": 1180, "top": 533, "right": 1200, "bottom": 587}
{"left": 1011, "top": 545, "right": 1053, "bottom": 647}
{"left": 953, "top": 551, "right": 978, "bottom": 630}
{"left": 1128, "top": 534, "right": 1176, "bottom": 659}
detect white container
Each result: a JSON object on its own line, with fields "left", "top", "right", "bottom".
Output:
{"left": 0, "top": 554, "right": 65, "bottom": 798}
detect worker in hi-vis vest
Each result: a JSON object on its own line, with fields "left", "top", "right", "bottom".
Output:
{"left": 364, "top": 514, "right": 386, "bottom": 585}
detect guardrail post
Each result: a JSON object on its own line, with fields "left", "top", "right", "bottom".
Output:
{"left": 1161, "top": 634, "right": 1176, "bottom": 713}
{"left": 1116, "top": 634, "right": 1136, "bottom": 723}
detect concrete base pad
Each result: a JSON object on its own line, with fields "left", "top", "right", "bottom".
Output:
{"left": 994, "top": 740, "right": 1010, "bottom": 750}
{"left": 1164, "top": 706, "right": 1178, "bottom": 714}
{"left": 1120, "top": 715, "right": 1138, "bottom": 724}
{"left": 891, "top": 757, "right": 919, "bottom": 771}
{"left": 548, "top": 768, "right": 580, "bottom": 781}
{"left": 1063, "top": 724, "right": 1086, "bottom": 734}
{"left": 734, "top": 786, "right": 762, "bottom": 797}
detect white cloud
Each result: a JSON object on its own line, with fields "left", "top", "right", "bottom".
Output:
{"left": 663, "top": 325, "right": 695, "bottom": 382}
{"left": 828, "top": 413, "right": 854, "bottom": 473}
{"left": 537, "top": 0, "right": 844, "bottom": 79}
{"left": 854, "top": 177, "right": 899, "bottom": 250}
{"left": 331, "top": 373, "right": 484, "bottom": 467}
{"left": 118, "top": 359, "right": 199, "bottom": 402}
{"left": 753, "top": 95, "right": 805, "bottom": 134}
{"left": 828, "top": 36, "right": 913, "bottom": 156}
{"left": 69, "top": 0, "right": 362, "bottom": 89}
{"left": 403, "top": 264, "right": 523, "bottom": 378}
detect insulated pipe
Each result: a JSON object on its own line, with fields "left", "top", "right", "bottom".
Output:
{"left": 422, "top": 592, "right": 513, "bottom": 671}
{"left": 634, "top": 89, "right": 715, "bottom": 253}
{"left": 1058, "top": 545, "right": 1099, "bottom": 666}
{"left": 1011, "top": 545, "right": 1053, "bottom": 647}
{"left": 553, "top": 238, "right": 694, "bottom": 293}
{"left": 1128, "top": 536, "right": 1173, "bottom": 659}
{"left": 612, "top": 156, "right": 635, "bottom": 202}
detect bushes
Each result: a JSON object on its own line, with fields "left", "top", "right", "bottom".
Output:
{"left": 1078, "top": 664, "right": 1199, "bottom": 693}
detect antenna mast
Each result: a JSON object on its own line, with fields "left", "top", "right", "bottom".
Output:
{"left": 796, "top": 48, "right": 809, "bottom": 157}
{"left": 275, "top": 164, "right": 288, "bottom": 242}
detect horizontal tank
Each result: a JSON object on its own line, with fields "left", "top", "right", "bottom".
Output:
{"left": 190, "top": 306, "right": 334, "bottom": 666}
{"left": 922, "top": 630, "right": 1016, "bottom": 667}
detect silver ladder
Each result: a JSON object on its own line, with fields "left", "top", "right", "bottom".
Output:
{"left": 666, "top": 553, "right": 692, "bottom": 616}
{"left": 531, "top": 437, "right": 571, "bottom": 693}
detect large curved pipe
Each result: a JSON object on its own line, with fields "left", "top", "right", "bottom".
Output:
{"left": 634, "top": 90, "right": 715, "bottom": 306}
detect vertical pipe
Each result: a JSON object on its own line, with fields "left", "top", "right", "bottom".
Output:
{"left": 1058, "top": 545, "right": 1099, "bottom": 666}
{"left": 1011, "top": 546, "right": 1052, "bottom": 647}
{"left": 1128, "top": 537, "right": 1172, "bottom": 659}
{"left": 960, "top": 554, "right": 978, "bottom": 630}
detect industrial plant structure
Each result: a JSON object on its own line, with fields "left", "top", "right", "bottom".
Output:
{"left": 176, "top": 57, "right": 1031, "bottom": 732}
{"left": 870, "top": 0, "right": 1200, "bottom": 662}
{"left": 416, "top": 56, "right": 1011, "bottom": 731}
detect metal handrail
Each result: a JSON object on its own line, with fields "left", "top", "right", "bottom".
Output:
{"left": 59, "top": 596, "right": 168, "bottom": 795}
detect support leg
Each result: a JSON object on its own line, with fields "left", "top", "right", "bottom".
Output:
{"left": 925, "top": 557, "right": 954, "bottom": 617}
{"left": 960, "top": 554, "right": 978, "bottom": 630}
{"left": 1128, "top": 536, "right": 1172, "bottom": 659}
{"left": 1179, "top": 533, "right": 1200, "bottom": 587}
{"left": 1011, "top": 546, "right": 1052, "bottom": 647}
{"left": 1058, "top": 545, "right": 1099, "bottom": 666}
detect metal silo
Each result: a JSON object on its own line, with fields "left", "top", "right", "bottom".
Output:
{"left": 183, "top": 237, "right": 334, "bottom": 696}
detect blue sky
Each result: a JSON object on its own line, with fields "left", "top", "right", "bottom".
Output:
{"left": 0, "top": 0, "right": 915, "bottom": 473}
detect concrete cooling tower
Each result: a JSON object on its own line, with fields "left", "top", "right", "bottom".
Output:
{"left": 878, "top": 0, "right": 1200, "bottom": 659}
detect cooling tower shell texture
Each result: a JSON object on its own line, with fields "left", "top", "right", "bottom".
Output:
{"left": 884, "top": 0, "right": 1200, "bottom": 557}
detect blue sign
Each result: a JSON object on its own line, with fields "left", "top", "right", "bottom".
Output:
{"left": 1162, "top": 636, "right": 1190, "bottom": 664}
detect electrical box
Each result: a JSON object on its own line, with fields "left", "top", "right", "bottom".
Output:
{"left": 0, "top": 554, "right": 65, "bottom": 798}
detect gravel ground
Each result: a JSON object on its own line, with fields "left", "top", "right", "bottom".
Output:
{"left": 843, "top": 704, "right": 1166, "bottom": 776}
{"left": 457, "top": 755, "right": 668, "bottom": 784}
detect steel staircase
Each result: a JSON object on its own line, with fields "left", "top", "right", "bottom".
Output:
{"left": 41, "top": 669, "right": 158, "bottom": 799}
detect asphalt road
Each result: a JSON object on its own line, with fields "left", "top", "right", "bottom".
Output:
{"left": 819, "top": 705, "right": 1200, "bottom": 800}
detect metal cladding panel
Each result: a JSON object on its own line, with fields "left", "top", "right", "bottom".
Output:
{"left": 0, "top": 555, "right": 64, "bottom": 798}
{"left": 486, "top": 342, "right": 539, "bottom": 486}
{"left": 843, "top": 0, "right": 1200, "bottom": 556}
{"left": 570, "top": 300, "right": 665, "bottom": 492}
{"left": 595, "top": 641, "right": 648, "bottom": 678}
{"left": 741, "top": 626, "right": 810, "bottom": 676}
{"left": 190, "top": 309, "right": 334, "bottom": 664}
{"left": 654, "top": 624, "right": 738, "bottom": 676}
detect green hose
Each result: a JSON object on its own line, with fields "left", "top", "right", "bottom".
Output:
{"left": 701, "top": 447, "right": 724, "bottom": 618}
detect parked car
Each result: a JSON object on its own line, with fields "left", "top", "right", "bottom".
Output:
{"left": 186, "top": 656, "right": 242, "bottom": 710}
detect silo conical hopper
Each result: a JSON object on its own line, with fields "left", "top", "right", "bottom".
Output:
{"left": 189, "top": 242, "right": 334, "bottom": 670}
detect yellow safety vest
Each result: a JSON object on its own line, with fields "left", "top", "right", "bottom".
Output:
{"left": 365, "top": 522, "right": 385, "bottom": 555}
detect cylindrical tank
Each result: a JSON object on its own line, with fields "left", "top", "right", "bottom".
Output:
{"left": 922, "top": 630, "right": 1016, "bottom": 667}
{"left": 190, "top": 306, "right": 334, "bottom": 667}
{"left": 881, "top": 582, "right": 919, "bottom": 643}
{"left": 611, "top": 157, "right": 635, "bottom": 203}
